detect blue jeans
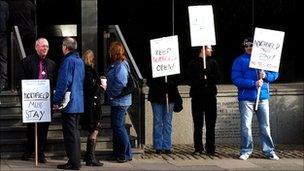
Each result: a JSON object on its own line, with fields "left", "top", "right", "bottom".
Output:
{"left": 239, "top": 100, "right": 276, "bottom": 157}
{"left": 152, "top": 103, "right": 174, "bottom": 150}
{"left": 111, "top": 106, "right": 132, "bottom": 160}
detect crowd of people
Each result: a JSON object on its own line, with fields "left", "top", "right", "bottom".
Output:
{"left": 0, "top": 1, "right": 280, "bottom": 169}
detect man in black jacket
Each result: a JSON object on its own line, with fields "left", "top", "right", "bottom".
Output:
{"left": 187, "top": 46, "right": 220, "bottom": 155}
{"left": 19, "top": 38, "right": 57, "bottom": 163}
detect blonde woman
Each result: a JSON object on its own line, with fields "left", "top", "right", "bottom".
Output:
{"left": 81, "top": 49, "right": 104, "bottom": 166}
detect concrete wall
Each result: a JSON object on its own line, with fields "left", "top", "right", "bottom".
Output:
{"left": 143, "top": 83, "right": 304, "bottom": 145}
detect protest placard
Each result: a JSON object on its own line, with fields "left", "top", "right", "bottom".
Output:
{"left": 150, "top": 35, "right": 180, "bottom": 78}
{"left": 250, "top": 27, "right": 285, "bottom": 72}
{"left": 188, "top": 5, "right": 216, "bottom": 47}
{"left": 22, "top": 79, "right": 51, "bottom": 123}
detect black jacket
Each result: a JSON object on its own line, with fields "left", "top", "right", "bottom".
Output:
{"left": 186, "top": 57, "right": 220, "bottom": 97}
{"left": 81, "top": 65, "right": 103, "bottom": 129}
{"left": 18, "top": 53, "right": 57, "bottom": 89}
{"left": 147, "top": 76, "right": 179, "bottom": 104}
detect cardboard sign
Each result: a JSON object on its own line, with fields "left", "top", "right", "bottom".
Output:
{"left": 250, "top": 27, "right": 285, "bottom": 72}
{"left": 22, "top": 79, "right": 51, "bottom": 123}
{"left": 150, "top": 35, "right": 180, "bottom": 78}
{"left": 188, "top": 5, "right": 216, "bottom": 47}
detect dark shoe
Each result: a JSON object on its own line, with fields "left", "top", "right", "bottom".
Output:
{"left": 21, "top": 152, "right": 32, "bottom": 161}
{"left": 116, "top": 158, "right": 128, "bottom": 163}
{"left": 85, "top": 138, "right": 103, "bottom": 166}
{"left": 57, "top": 163, "right": 80, "bottom": 170}
{"left": 155, "top": 150, "right": 162, "bottom": 154}
{"left": 164, "top": 150, "right": 172, "bottom": 154}
{"left": 86, "top": 160, "right": 104, "bottom": 166}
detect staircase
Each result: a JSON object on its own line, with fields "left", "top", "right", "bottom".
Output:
{"left": 0, "top": 90, "right": 142, "bottom": 159}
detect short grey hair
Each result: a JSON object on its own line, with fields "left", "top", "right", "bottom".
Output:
{"left": 62, "top": 37, "right": 77, "bottom": 51}
{"left": 35, "top": 38, "right": 48, "bottom": 47}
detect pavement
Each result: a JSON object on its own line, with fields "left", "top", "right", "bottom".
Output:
{"left": 1, "top": 144, "right": 303, "bottom": 171}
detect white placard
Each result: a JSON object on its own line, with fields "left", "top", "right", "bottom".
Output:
{"left": 250, "top": 27, "right": 285, "bottom": 72}
{"left": 22, "top": 79, "right": 51, "bottom": 123}
{"left": 188, "top": 5, "right": 216, "bottom": 47}
{"left": 150, "top": 35, "right": 180, "bottom": 78}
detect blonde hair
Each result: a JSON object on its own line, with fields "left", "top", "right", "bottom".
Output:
{"left": 83, "top": 49, "right": 95, "bottom": 67}
{"left": 109, "top": 41, "right": 126, "bottom": 62}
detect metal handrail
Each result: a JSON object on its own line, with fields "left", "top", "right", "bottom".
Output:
{"left": 113, "top": 25, "right": 143, "bottom": 80}
{"left": 13, "top": 26, "right": 26, "bottom": 59}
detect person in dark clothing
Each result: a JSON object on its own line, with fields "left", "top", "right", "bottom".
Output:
{"left": 147, "top": 75, "right": 180, "bottom": 154}
{"left": 0, "top": 0, "right": 9, "bottom": 92}
{"left": 186, "top": 46, "right": 220, "bottom": 155}
{"left": 80, "top": 49, "right": 104, "bottom": 166}
{"left": 8, "top": 0, "right": 36, "bottom": 55}
{"left": 18, "top": 38, "right": 57, "bottom": 163}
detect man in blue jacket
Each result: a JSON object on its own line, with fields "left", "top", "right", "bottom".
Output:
{"left": 53, "top": 37, "right": 85, "bottom": 170}
{"left": 231, "top": 37, "right": 279, "bottom": 160}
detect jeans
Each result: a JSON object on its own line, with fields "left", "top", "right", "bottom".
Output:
{"left": 111, "top": 105, "right": 132, "bottom": 160}
{"left": 239, "top": 100, "right": 276, "bottom": 157}
{"left": 151, "top": 103, "right": 174, "bottom": 150}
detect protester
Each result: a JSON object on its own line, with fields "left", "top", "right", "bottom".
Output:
{"left": 147, "top": 75, "right": 179, "bottom": 154}
{"left": 19, "top": 38, "right": 57, "bottom": 163}
{"left": 106, "top": 41, "right": 132, "bottom": 163}
{"left": 81, "top": 49, "right": 104, "bottom": 166}
{"left": 186, "top": 45, "right": 220, "bottom": 155}
{"left": 231, "top": 37, "right": 280, "bottom": 160}
{"left": 53, "top": 37, "right": 85, "bottom": 170}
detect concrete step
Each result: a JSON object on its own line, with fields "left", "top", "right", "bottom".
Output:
{"left": 0, "top": 135, "right": 139, "bottom": 159}
{"left": 0, "top": 122, "right": 132, "bottom": 139}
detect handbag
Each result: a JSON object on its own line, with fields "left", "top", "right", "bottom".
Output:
{"left": 173, "top": 90, "right": 183, "bottom": 113}
{"left": 116, "top": 71, "right": 138, "bottom": 98}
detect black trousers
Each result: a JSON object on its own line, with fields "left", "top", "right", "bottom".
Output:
{"left": 191, "top": 96, "right": 217, "bottom": 153}
{"left": 24, "top": 122, "right": 50, "bottom": 156}
{"left": 62, "top": 113, "right": 81, "bottom": 168}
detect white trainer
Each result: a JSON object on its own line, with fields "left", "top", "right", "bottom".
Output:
{"left": 269, "top": 153, "right": 280, "bottom": 160}
{"left": 239, "top": 154, "right": 250, "bottom": 160}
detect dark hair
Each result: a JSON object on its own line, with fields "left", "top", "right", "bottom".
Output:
{"left": 62, "top": 37, "right": 77, "bottom": 51}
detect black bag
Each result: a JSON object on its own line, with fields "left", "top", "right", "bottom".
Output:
{"left": 173, "top": 90, "right": 183, "bottom": 113}
{"left": 116, "top": 71, "right": 138, "bottom": 98}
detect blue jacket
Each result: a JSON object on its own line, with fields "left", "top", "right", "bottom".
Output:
{"left": 106, "top": 60, "right": 132, "bottom": 106}
{"left": 231, "top": 53, "right": 279, "bottom": 101}
{"left": 53, "top": 51, "right": 85, "bottom": 113}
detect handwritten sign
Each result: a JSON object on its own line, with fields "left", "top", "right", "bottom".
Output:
{"left": 150, "top": 35, "right": 180, "bottom": 78}
{"left": 188, "top": 5, "right": 216, "bottom": 47}
{"left": 22, "top": 79, "right": 51, "bottom": 123}
{"left": 250, "top": 27, "right": 285, "bottom": 72}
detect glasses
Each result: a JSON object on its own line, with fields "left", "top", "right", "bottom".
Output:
{"left": 244, "top": 44, "right": 253, "bottom": 48}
